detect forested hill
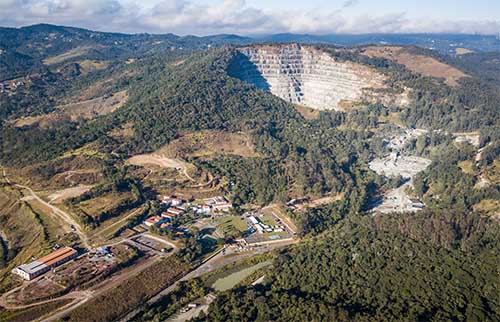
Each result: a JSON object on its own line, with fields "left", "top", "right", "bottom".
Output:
{"left": 0, "top": 24, "right": 251, "bottom": 81}
{"left": 199, "top": 211, "right": 500, "bottom": 321}
{"left": 1, "top": 48, "right": 379, "bottom": 208}
{"left": 1, "top": 25, "right": 499, "bottom": 322}
{"left": 2, "top": 44, "right": 499, "bottom": 186}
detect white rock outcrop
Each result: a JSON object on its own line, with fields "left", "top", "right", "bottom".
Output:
{"left": 232, "top": 44, "right": 387, "bottom": 111}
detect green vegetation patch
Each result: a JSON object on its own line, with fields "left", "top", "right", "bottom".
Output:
{"left": 216, "top": 216, "right": 248, "bottom": 236}
{"left": 212, "top": 260, "right": 272, "bottom": 292}
{"left": 201, "top": 212, "right": 500, "bottom": 322}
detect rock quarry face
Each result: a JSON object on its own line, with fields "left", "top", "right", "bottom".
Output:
{"left": 230, "top": 44, "right": 390, "bottom": 111}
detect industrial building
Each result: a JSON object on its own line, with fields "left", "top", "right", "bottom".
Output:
{"left": 12, "top": 247, "right": 78, "bottom": 280}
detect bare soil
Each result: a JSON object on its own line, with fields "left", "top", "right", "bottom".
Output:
{"left": 48, "top": 185, "right": 92, "bottom": 204}
{"left": 12, "top": 91, "right": 128, "bottom": 128}
{"left": 162, "top": 130, "right": 260, "bottom": 159}
{"left": 363, "top": 46, "right": 467, "bottom": 86}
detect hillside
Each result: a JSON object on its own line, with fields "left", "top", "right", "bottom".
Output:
{"left": 0, "top": 24, "right": 251, "bottom": 81}
{"left": 0, "top": 25, "right": 499, "bottom": 322}
{"left": 200, "top": 212, "right": 500, "bottom": 321}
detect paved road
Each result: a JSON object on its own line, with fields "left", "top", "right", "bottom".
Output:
{"left": 121, "top": 239, "right": 297, "bottom": 322}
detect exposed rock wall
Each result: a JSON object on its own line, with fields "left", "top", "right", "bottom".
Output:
{"left": 231, "top": 44, "right": 387, "bottom": 111}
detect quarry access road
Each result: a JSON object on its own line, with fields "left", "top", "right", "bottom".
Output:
{"left": 2, "top": 169, "right": 90, "bottom": 249}
{"left": 15, "top": 183, "right": 90, "bottom": 249}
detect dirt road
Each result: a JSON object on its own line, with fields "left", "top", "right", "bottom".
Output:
{"left": 0, "top": 288, "right": 90, "bottom": 310}
{"left": 92, "top": 206, "right": 144, "bottom": 239}
{"left": 2, "top": 169, "right": 90, "bottom": 249}
{"left": 128, "top": 154, "right": 196, "bottom": 182}
{"left": 39, "top": 256, "right": 162, "bottom": 322}
{"left": 15, "top": 183, "right": 90, "bottom": 249}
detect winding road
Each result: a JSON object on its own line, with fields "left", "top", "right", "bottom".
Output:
{"left": 2, "top": 169, "right": 90, "bottom": 249}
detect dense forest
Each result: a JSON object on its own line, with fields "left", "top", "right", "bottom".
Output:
{"left": 199, "top": 212, "right": 500, "bottom": 322}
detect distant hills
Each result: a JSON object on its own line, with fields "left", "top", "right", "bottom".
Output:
{"left": 1, "top": 23, "right": 499, "bottom": 81}
{"left": 253, "top": 33, "right": 500, "bottom": 54}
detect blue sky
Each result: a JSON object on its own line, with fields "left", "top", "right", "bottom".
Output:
{"left": 1, "top": 0, "right": 499, "bottom": 35}
{"left": 246, "top": 0, "right": 500, "bottom": 20}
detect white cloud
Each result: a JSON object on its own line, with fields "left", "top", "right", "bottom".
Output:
{"left": 0, "top": 0, "right": 498, "bottom": 35}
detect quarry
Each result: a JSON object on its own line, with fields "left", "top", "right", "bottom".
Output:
{"left": 230, "top": 44, "right": 389, "bottom": 111}
{"left": 369, "top": 129, "right": 432, "bottom": 214}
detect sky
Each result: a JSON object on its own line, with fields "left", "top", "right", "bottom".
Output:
{"left": 0, "top": 0, "right": 499, "bottom": 36}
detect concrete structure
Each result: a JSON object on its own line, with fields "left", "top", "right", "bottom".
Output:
{"left": 248, "top": 216, "right": 259, "bottom": 225}
{"left": 12, "top": 247, "right": 77, "bottom": 280}
{"left": 166, "top": 206, "right": 185, "bottom": 216}
{"left": 410, "top": 198, "right": 425, "bottom": 209}
{"left": 204, "top": 196, "right": 232, "bottom": 212}
{"left": 161, "top": 206, "right": 185, "bottom": 222}
{"left": 160, "top": 195, "right": 184, "bottom": 207}
{"left": 204, "top": 196, "right": 227, "bottom": 205}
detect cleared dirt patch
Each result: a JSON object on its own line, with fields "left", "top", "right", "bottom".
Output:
{"left": 75, "top": 60, "right": 108, "bottom": 75}
{"left": 458, "top": 160, "right": 475, "bottom": 175}
{"left": 43, "top": 46, "right": 94, "bottom": 65}
{"left": 12, "top": 113, "right": 68, "bottom": 129}
{"left": 473, "top": 199, "right": 500, "bottom": 217}
{"left": 59, "top": 90, "right": 128, "bottom": 120}
{"left": 455, "top": 48, "right": 474, "bottom": 55}
{"left": 363, "top": 46, "right": 467, "bottom": 86}
{"left": 369, "top": 155, "right": 432, "bottom": 179}
{"left": 162, "top": 131, "right": 259, "bottom": 159}
{"left": 12, "top": 91, "right": 127, "bottom": 128}
{"left": 294, "top": 105, "right": 320, "bottom": 120}
{"left": 48, "top": 185, "right": 92, "bottom": 204}
{"left": 307, "top": 194, "right": 344, "bottom": 208}
{"left": 51, "top": 170, "right": 103, "bottom": 188}
{"left": 453, "top": 132, "right": 480, "bottom": 147}
{"left": 128, "top": 155, "right": 186, "bottom": 170}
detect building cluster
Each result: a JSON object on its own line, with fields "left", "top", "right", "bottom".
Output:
{"left": 247, "top": 215, "right": 285, "bottom": 234}
{"left": 203, "top": 196, "right": 233, "bottom": 213}
{"left": 12, "top": 247, "right": 78, "bottom": 280}
{"left": 144, "top": 195, "right": 187, "bottom": 229}
{"left": 143, "top": 195, "right": 233, "bottom": 231}
{"left": 0, "top": 80, "right": 24, "bottom": 94}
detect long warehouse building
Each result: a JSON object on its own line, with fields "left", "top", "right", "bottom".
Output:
{"left": 12, "top": 247, "right": 78, "bottom": 280}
